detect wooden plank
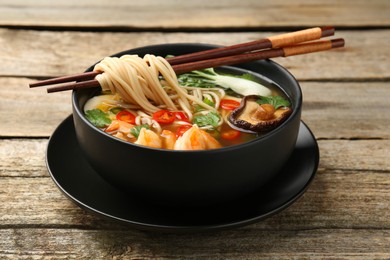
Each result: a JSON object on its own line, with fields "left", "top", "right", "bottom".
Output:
{"left": 1, "top": 137, "right": 389, "bottom": 229}
{"left": 0, "top": 228, "right": 389, "bottom": 259}
{"left": 0, "top": 77, "right": 72, "bottom": 137}
{"left": 0, "top": 29, "right": 388, "bottom": 80}
{"left": 300, "top": 82, "right": 390, "bottom": 139}
{"left": 2, "top": 78, "right": 388, "bottom": 139}
{"left": 318, "top": 140, "right": 390, "bottom": 172}
{"left": 0, "top": 139, "right": 47, "bottom": 178}
{"left": 0, "top": 0, "right": 389, "bottom": 28}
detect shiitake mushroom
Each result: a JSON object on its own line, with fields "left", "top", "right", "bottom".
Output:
{"left": 228, "top": 95, "right": 292, "bottom": 133}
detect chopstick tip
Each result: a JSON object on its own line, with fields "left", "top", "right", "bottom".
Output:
{"left": 29, "top": 82, "right": 41, "bottom": 88}
{"left": 331, "top": 38, "right": 345, "bottom": 48}
{"left": 321, "top": 26, "right": 335, "bottom": 37}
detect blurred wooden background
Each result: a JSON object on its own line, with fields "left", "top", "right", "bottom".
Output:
{"left": 0, "top": 0, "right": 389, "bottom": 258}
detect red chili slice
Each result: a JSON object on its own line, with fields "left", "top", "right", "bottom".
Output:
{"left": 220, "top": 99, "right": 241, "bottom": 110}
{"left": 176, "top": 125, "right": 192, "bottom": 137}
{"left": 116, "top": 110, "right": 136, "bottom": 124}
{"left": 174, "top": 111, "right": 190, "bottom": 122}
{"left": 153, "top": 110, "right": 175, "bottom": 124}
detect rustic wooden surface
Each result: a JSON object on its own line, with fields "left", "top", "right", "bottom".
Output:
{"left": 0, "top": 0, "right": 389, "bottom": 259}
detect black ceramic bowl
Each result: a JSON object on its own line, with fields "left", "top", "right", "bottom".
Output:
{"left": 72, "top": 43, "right": 302, "bottom": 206}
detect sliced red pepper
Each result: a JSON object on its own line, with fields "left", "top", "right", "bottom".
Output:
{"left": 153, "top": 110, "right": 175, "bottom": 124}
{"left": 220, "top": 99, "right": 240, "bottom": 110}
{"left": 174, "top": 111, "right": 190, "bottom": 122}
{"left": 116, "top": 110, "right": 136, "bottom": 124}
{"left": 221, "top": 129, "right": 241, "bottom": 140}
{"left": 176, "top": 125, "right": 192, "bottom": 137}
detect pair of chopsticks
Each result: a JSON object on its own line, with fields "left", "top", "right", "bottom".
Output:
{"left": 29, "top": 26, "right": 344, "bottom": 93}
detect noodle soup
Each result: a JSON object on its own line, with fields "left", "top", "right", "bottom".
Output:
{"left": 84, "top": 61, "right": 292, "bottom": 150}
{"left": 72, "top": 44, "right": 302, "bottom": 205}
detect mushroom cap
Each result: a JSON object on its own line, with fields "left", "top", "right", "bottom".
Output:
{"left": 228, "top": 95, "right": 292, "bottom": 133}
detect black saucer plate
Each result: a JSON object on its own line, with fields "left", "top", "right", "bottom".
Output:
{"left": 46, "top": 115, "right": 319, "bottom": 232}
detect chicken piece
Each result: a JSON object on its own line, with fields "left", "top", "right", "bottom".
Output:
{"left": 174, "top": 125, "right": 221, "bottom": 150}
{"left": 135, "top": 128, "right": 162, "bottom": 149}
{"left": 105, "top": 120, "right": 133, "bottom": 133}
{"left": 160, "top": 130, "right": 177, "bottom": 150}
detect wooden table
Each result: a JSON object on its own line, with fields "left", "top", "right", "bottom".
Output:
{"left": 1, "top": 1, "right": 389, "bottom": 258}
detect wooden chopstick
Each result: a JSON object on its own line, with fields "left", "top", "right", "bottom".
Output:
{"left": 167, "top": 26, "right": 335, "bottom": 65}
{"left": 45, "top": 38, "right": 344, "bottom": 93}
{"left": 29, "top": 26, "right": 334, "bottom": 89}
{"left": 173, "top": 38, "right": 344, "bottom": 74}
{"left": 29, "top": 71, "right": 100, "bottom": 88}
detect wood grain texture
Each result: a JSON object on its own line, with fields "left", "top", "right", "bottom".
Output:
{"left": 0, "top": 77, "right": 71, "bottom": 137}
{"left": 0, "top": 228, "right": 389, "bottom": 259}
{"left": 0, "top": 0, "right": 389, "bottom": 28}
{"left": 0, "top": 29, "right": 387, "bottom": 80}
{"left": 300, "top": 82, "right": 390, "bottom": 139}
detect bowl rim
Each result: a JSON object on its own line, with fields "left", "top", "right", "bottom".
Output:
{"left": 72, "top": 43, "right": 302, "bottom": 154}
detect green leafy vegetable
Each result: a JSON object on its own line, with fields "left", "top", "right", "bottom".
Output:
{"left": 85, "top": 109, "right": 112, "bottom": 128}
{"left": 237, "top": 73, "right": 258, "bottom": 81}
{"left": 256, "top": 96, "right": 291, "bottom": 109}
{"left": 178, "top": 73, "right": 215, "bottom": 88}
{"left": 193, "top": 112, "right": 220, "bottom": 128}
{"left": 203, "top": 97, "right": 215, "bottom": 107}
{"left": 193, "top": 104, "right": 206, "bottom": 113}
{"left": 178, "top": 68, "right": 272, "bottom": 96}
{"left": 130, "top": 124, "right": 150, "bottom": 138}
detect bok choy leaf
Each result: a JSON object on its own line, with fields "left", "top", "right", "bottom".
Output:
{"left": 178, "top": 68, "right": 272, "bottom": 97}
